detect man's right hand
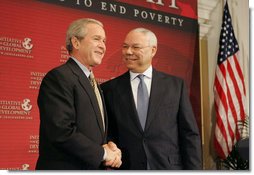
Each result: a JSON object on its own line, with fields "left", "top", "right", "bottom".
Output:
{"left": 102, "top": 142, "right": 122, "bottom": 168}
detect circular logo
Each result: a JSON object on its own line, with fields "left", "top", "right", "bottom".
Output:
{"left": 21, "top": 99, "right": 32, "bottom": 111}
{"left": 22, "top": 38, "right": 33, "bottom": 50}
{"left": 22, "top": 164, "right": 30, "bottom": 170}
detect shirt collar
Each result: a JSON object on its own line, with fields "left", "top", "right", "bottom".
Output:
{"left": 71, "top": 57, "right": 91, "bottom": 78}
{"left": 130, "top": 65, "right": 153, "bottom": 81}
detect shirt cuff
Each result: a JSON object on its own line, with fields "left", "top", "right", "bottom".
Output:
{"left": 103, "top": 147, "right": 107, "bottom": 161}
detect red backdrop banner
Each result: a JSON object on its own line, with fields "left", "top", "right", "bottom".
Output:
{"left": 0, "top": 0, "right": 199, "bottom": 170}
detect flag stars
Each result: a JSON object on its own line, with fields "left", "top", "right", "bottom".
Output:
{"left": 214, "top": 2, "right": 246, "bottom": 159}
{"left": 217, "top": 2, "right": 239, "bottom": 64}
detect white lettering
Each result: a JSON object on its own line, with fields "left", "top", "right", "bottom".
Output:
{"left": 157, "top": 14, "right": 163, "bottom": 22}
{"left": 178, "top": 19, "right": 184, "bottom": 26}
{"left": 119, "top": 6, "right": 126, "bottom": 14}
{"left": 134, "top": 9, "right": 140, "bottom": 17}
{"left": 169, "top": 0, "right": 178, "bottom": 9}
{"left": 132, "top": 9, "right": 184, "bottom": 27}
{"left": 110, "top": 4, "right": 117, "bottom": 12}
{"left": 76, "top": 0, "right": 92, "bottom": 7}
{"left": 101, "top": 2, "right": 107, "bottom": 10}
{"left": 164, "top": 16, "right": 170, "bottom": 24}
{"left": 101, "top": 2, "right": 126, "bottom": 14}
{"left": 141, "top": 11, "right": 148, "bottom": 19}
{"left": 149, "top": 12, "right": 156, "bottom": 20}
{"left": 146, "top": 0, "right": 164, "bottom": 6}
{"left": 84, "top": 0, "right": 92, "bottom": 7}
{"left": 171, "top": 17, "right": 177, "bottom": 25}
{"left": 146, "top": 0, "right": 179, "bottom": 9}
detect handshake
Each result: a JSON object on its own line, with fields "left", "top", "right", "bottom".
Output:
{"left": 102, "top": 141, "right": 122, "bottom": 168}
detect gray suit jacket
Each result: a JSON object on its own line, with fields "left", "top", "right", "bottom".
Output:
{"left": 101, "top": 69, "right": 202, "bottom": 170}
{"left": 36, "top": 58, "right": 107, "bottom": 170}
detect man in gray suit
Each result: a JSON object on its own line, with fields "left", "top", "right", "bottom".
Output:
{"left": 36, "top": 18, "right": 121, "bottom": 170}
{"left": 101, "top": 28, "right": 202, "bottom": 170}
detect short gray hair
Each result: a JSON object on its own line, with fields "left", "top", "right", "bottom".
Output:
{"left": 130, "top": 28, "right": 157, "bottom": 47}
{"left": 66, "top": 18, "right": 103, "bottom": 53}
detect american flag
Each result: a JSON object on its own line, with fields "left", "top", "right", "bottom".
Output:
{"left": 214, "top": 2, "right": 246, "bottom": 159}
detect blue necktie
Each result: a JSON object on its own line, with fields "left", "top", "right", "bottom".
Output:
{"left": 137, "top": 74, "right": 149, "bottom": 130}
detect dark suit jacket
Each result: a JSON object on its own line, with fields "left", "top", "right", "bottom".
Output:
{"left": 36, "top": 58, "right": 107, "bottom": 170}
{"left": 101, "top": 69, "right": 202, "bottom": 170}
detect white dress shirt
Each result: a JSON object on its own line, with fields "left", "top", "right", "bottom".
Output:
{"left": 130, "top": 66, "right": 152, "bottom": 109}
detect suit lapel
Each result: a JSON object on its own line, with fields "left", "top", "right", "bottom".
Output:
{"left": 145, "top": 69, "right": 165, "bottom": 131}
{"left": 118, "top": 72, "right": 144, "bottom": 133}
{"left": 66, "top": 59, "right": 105, "bottom": 136}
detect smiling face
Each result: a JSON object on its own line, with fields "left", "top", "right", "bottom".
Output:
{"left": 122, "top": 30, "right": 157, "bottom": 73}
{"left": 71, "top": 23, "right": 106, "bottom": 70}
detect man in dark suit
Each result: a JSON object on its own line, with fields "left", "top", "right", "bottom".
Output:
{"left": 36, "top": 18, "right": 121, "bottom": 170}
{"left": 101, "top": 28, "right": 202, "bottom": 170}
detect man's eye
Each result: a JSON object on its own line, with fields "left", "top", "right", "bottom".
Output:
{"left": 133, "top": 46, "right": 140, "bottom": 49}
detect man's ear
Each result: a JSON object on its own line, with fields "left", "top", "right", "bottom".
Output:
{"left": 71, "top": 36, "right": 80, "bottom": 49}
{"left": 151, "top": 46, "right": 157, "bottom": 57}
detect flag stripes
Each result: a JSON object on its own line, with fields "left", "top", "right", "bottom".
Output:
{"left": 213, "top": 2, "right": 246, "bottom": 159}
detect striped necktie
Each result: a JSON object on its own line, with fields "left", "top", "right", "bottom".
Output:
{"left": 89, "top": 72, "right": 105, "bottom": 131}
